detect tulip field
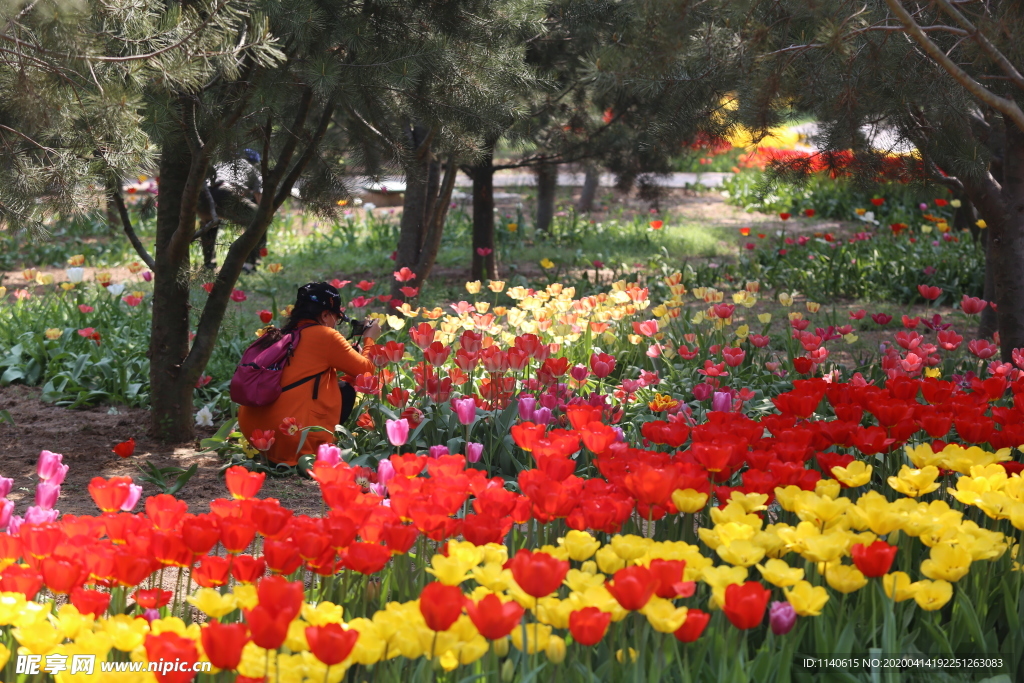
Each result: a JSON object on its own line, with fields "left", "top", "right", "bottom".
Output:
{"left": 1, "top": 200, "right": 1022, "bottom": 682}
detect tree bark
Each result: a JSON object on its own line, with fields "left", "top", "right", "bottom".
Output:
{"left": 577, "top": 164, "right": 600, "bottom": 213}
{"left": 470, "top": 144, "right": 497, "bottom": 281}
{"left": 150, "top": 146, "right": 202, "bottom": 442}
{"left": 414, "top": 159, "right": 457, "bottom": 285}
{"left": 535, "top": 162, "right": 557, "bottom": 232}
{"left": 979, "top": 226, "right": 998, "bottom": 339}
{"left": 993, "top": 124, "right": 1024, "bottom": 360}
{"left": 393, "top": 123, "right": 433, "bottom": 299}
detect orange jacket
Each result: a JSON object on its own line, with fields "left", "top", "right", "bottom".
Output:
{"left": 237, "top": 323, "right": 375, "bottom": 465}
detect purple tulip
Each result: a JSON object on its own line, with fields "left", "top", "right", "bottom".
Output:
{"left": 35, "top": 481, "right": 60, "bottom": 510}
{"left": 316, "top": 443, "right": 342, "bottom": 466}
{"left": 121, "top": 484, "right": 143, "bottom": 511}
{"left": 612, "top": 426, "right": 626, "bottom": 443}
{"left": 0, "top": 477, "right": 12, "bottom": 498}
{"left": 142, "top": 608, "right": 161, "bottom": 623}
{"left": 0, "top": 499, "right": 13, "bottom": 530}
{"left": 377, "top": 459, "right": 396, "bottom": 486}
{"left": 24, "top": 506, "right": 59, "bottom": 524}
{"left": 769, "top": 601, "right": 797, "bottom": 635}
{"left": 692, "top": 383, "right": 713, "bottom": 401}
{"left": 533, "top": 407, "right": 553, "bottom": 425}
{"left": 711, "top": 391, "right": 732, "bottom": 412}
{"left": 429, "top": 445, "right": 449, "bottom": 458}
{"left": 141, "top": 271, "right": 153, "bottom": 282}
{"left": 517, "top": 397, "right": 537, "bottom": 422}
{"left": 386, "top": 418, "right": 409, "bottom": 447}
{"left": 37, "top": 450, "right": 68, "bottom": 483}
{"left": 453, "top": 398, "right": 477, "bottom": 425}
{"left": 570, "top": 364, "right": 589, "bottom": 382}
{"left": 466, "top": 442, "right": 483, "bottom": 463}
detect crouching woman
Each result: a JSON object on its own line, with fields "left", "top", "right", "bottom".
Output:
{"left": 238, "top": 282, "right": 381, "bottom": 466}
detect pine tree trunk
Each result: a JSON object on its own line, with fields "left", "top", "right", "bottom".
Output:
{"left": 979, "top": 226, "right": 998, "bottom": 339}
{"left": 470, "top": 146, "right": 497, "bottom": 281}
{"left": 577, "top": 164, "right": 600, "bottom": 213}
{"left": 393, "top": 124, "right": 433, "bottom": 299}
{"left": 535, "top": 162, "right": 557, "bottom": 232}
{"left": 149, "top": 148, "right": 199, "bottom": 442}
{"left": 993, "top": 125, "right": 1024, "bottom": 360}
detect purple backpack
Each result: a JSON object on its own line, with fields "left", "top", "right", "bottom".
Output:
{"left": 230, "top": 330, "right": 321, "bottom": 407}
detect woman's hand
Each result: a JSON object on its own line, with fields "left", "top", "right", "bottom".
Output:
{"left": 362, "top": 320, "right": 382, "bottom": 341}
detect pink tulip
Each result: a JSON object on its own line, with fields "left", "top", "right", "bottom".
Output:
{"left": 377, "top": 459, "right": 396, "bottom": 486}
{"left": 517, "top": 397, "right": 537, "bottom": 421}
{"left": 141, "top": 271, "right": 153, "bottom": 282}
{"left": 0, "top": 477, "right": 12, "bottom": 498}
{"left": 429, "top": 445, "right": 449, "bottom": 458}
{"left": 7, "top": 514, "right": 24, "bottom": 534}
{"left": 453, "top": 398, "right": 477, "bottom": 425}
{"left": 692, "top": 383, "right": 714, "bottom": 401}
{"left": 961, "top": 295, "right": 987, "bottom": 315}
{"left": 0, "top": 499, "right": 13, "bottom": 530}
{"left": 37, "top": 450, "right": 68, "bottom": 483}
{"left": 386, "top": 418, "right": 409, "bottom": 447}
{"left": 121, "top": 484, "right": 143, "bottom": 511}
{"left": 24, "top": 506, "right": 59, "bottom": 524}
{"left": 533, "top": 407, "right": 553, "bottom": 425}
{"left": 316, "top": 443, "right": 343, "bottom": 466}
{"left": 35, "top": 481, "right": 60, "bottom": 510}
{"left": 466, "top": 442, "right": 483, "bottom": 463}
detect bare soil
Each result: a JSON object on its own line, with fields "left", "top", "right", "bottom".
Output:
{"left": 0, "top": 384, "right": 322, "bottom": 517}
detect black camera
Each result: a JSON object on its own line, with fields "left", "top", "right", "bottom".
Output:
{"left": 339, "top": 313, "right": 369, "bottom": 339}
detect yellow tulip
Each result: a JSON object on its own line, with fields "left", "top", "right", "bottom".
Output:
{"left": 883, "top": 572, "right": 917, "bottom": 602}
{"left": 920, "top": 543, "right": 972, "bottom": 582}
{"left": 511, "top": 623, "right": 551, "bottom": 654}
{"left": 758, "top": 313, "right": 772, "bottom": 324}
{"left": 756, "top": 559, "right": 804, "bottom": 587}
{"left": 44, "top": 328, "right": 63, "bottom": 340}
{"left": 911, "top": 579, "right": 953, "bottom": 610}
{"left": 716, "top": 540, "right": 766, "bottom": 567}
{"left": 888, "top": 465, "right": 941, "bottom": 497}
{"left": 302, "top": 601, "right": 345, "bottom": 626}
{"left": 187, "top": 588, "right": 238, "bottom": 618}
{"left": 540, "top": 258, "right": 555, "bottom": 269}
{"left": 824, "top": 564, "right": 867, "bottom": 594}
{"left": 672, "top": 489, "right": 709, "bottom": 514}
{"left": 560, "top": 530, "right": 601, "bottom": 562}
{"left": 783, "top": 581, "right": 829, "bottom": 616}
{"left": 544, "top": 635, "right": 566, "bottom": 664}
{"left": 465, "top": 280, "right": 482, "bottom": 293}
{"left": 641, "top": 598, "right": 688, "bottom": 633}
{"left": 831, "top": 461, "right": 872, "bottom": 488}
{"left": 610, "top": 535, "right": 651, "bottom": 561}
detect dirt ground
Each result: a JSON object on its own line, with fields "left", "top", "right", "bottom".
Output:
{"left": 0, "top": 383, "right": 322, "bottom": 517}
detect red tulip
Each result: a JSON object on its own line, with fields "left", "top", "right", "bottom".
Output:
{"left": 201, "top": 621, "right": 250, "bottom": 670}
{"left": 0, "top": 564, "right": 43, "bottom": 599}
{"left": 507, "top": 549, "right": 569, "bottom": 598}
{"left": 419, "top": 582, "right": 464, "bottom": 631}
{"left": 146, "top": 494, "right": 188, "bottom": 531}
{"left": 917, "top": 284, "right": 942, "bottom": 301}
{"left": 258, "top": 309, "right": 273, "bottom": 324}
{"left": 220, "top": 519, "right": 258, "bottom": 554}
{"left": 193, "top": 556, "right": 231, "bottom": 588}
{"left": 569, "top": 607, "right": 611, "bottom": 646}
{"left": 71, "top": 587, "right": 111, "bottom": 616}
{"left": 851, "top": 541, "right": 898, "bottom": 578}
{"left": 225, "top": 466, "right": 266, "bottom": 500}
{"left": 181, "top": 515, "right": 221, "bottom": 555}
{"left": 257, "top": 575, "right": 304, "bottom": 622}
{"left": 673, "top": 608, "right": 711, "bottom": 642}
{"left": 722, "top": 582, "right": 770, "bottom": 629}
{"left": 112, "top": 437, "right": 136, "bottom": 458}
{"left": 649, "top": 559, "right": 695, "bottom": 599}
{"left": 306, "top": 623, "right": 360, "bottom": 666}
{"left": 344, "top": 542, "right": 392, "bottom": 575}
{"left": 144, "top": 632, "right": 199, "bottom": 683}
{"left": 263, "top": 539, "right": 303, "bottom": 575}
{"left": 88, "top": 476, "right": 134, "bottom": 512}
{"left": 42, "top": 556, "right": 84, "bottom": 594}
{"left": 245, "top": 605, "right": 292, "bottom": 649}
{"left": 605, "top": 566, "right": 656, "bottom": 611}
{"left": 465, "top": 593, "right": 525, "bottom": 640}
{"left": 132, "top": 588, "right": 173, "bottom": 609}
{"left": 230, "top": 555, "right": 267, "bottom": 584}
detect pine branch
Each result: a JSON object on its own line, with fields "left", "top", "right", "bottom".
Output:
{"left": 933, "top": 0, "right": 1024, "bottom": 93}
{"left": 110, "top": 188, "right": 155, "bottom": 270}
{"left": 883, "top": 0, "right": 1024, "bottom": 132}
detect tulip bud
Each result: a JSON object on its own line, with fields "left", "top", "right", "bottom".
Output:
{"left": 466, "top": 442, "right": 483, "bottom": 464}
{"left": 492, "top": 636, "right": 510, "bottom": 657}
{"left": 365, "top": 579, "right": 380, "bottom": 603}
{"left": 769, "top": 601, "right": 797, "bottom": 635}
{"left": 545, "top": 635, "right": 566, "bottom": 664}
{"left": 501, "top": 659, "right": 516, "bottom": 683}
{"left": 616, "top": 648, "right": 638, "bottom": 663}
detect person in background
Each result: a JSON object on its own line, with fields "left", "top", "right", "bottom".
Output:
{"left": 237, "top": 282, "right": 382, "bottom": 466}
{"left": 198, "top": 148, "right": 267, "bottom": 272}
